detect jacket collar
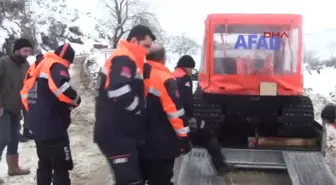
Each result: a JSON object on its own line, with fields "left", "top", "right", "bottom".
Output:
{"left": 147, "top": 60, "right": 171, "bottom": 73}
{"left": 44, "top": 52, "right": 70, "bottom": 68}
{"left": 174, "top": 67, "right": 188, "bottom": 75}
{"left": 119, "top": 40, "right": 147, "bottom": 64}
{"left": 10, "top": 55, "right": 27, "bottom": 66}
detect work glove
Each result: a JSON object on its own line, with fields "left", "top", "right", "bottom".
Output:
{"left": 69, "top": 96, "right": 81, "bottom": 110}
{"left": 180, "top": 137, "right": 192, "bottom": 155}
{"left": 188, "top": 117, "right": 206, "bottom": 132}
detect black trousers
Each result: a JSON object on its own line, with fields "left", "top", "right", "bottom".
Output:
{"left": 139, "top": 158, "right": 175, "bottom": 185}
{"left": 35, "top": 138, "right": 73, "bottom": 185}
{"left": 98, "top": 137, "right": 144, "bottom": 185}
{"left": 190, "top": 128, "right": 225, "bottom": 170}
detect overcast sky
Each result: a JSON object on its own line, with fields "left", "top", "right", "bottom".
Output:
{"left": 69, "top": 0, "right": 335, "bottom": 43}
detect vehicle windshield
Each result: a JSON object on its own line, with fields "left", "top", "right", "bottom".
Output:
{"left": 213, "top": 24, "right": 299, "bottom": 75}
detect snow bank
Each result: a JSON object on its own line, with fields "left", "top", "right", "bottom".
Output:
{"left": 304, "top": 67, "right": 336, "bottom": 101}
{"left": 68, "top": 42, "right": 93, "bottom": 55}
{"left": 86, "top": 51, "right": 107, "bottom": 69}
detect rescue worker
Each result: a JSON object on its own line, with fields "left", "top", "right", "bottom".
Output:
{"left": 94, "top": 25, "right": 155, "bottom": 185}
{"left": 21, "top": 43, "right": 80, "bottom": 185}
{"left": 0, "top": 38, "right": 32, "bottom": 184}
{"left": 173, "top": 55, "right": 234, "bottom": 175}
{"left": 20, "top": 53, "right": 44, "bottom": 141}
{"left": 140, "top": 44, "right": 191, "bottom": 185}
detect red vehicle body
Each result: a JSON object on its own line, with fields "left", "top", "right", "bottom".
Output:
{"left": 193, "top": 14, "right": 320, "bottom": 149}
{"left": 198, "top": 14, "right": 303, "bottom": 96}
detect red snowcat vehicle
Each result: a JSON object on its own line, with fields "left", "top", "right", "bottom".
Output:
{"left": 177, "top": 14, "right": 336, "bottom": 185}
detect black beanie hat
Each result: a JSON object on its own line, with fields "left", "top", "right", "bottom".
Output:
{"left": 176, "top": 55, "right": 195, "bottom": 68}
{"left": 54, "top": 43, "right": 75, "bottom": 63}
{"left": 13, "top": 38, "right": 33, "bottom": 52}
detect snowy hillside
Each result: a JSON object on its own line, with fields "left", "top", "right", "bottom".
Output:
{"left": 0, "top": 0, "right": 108, "bottom": 55}
{"left": 305, "top": 29, "right": 336, "bottom": 59}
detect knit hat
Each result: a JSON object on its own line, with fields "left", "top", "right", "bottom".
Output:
{"left": 54, "top": 43, "right": 75, "bottom": 63}
{"left": 13, "top": 38, "right": 33, "bottom": 52}
{"left": 176, "top": 55, "right": 195, "bottom": 68}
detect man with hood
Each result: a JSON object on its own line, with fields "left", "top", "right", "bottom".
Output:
{"left": 0, "top": 38, "right": 32, "bottom": 183}
{"left": 20, "top": 53, "right": 44, "bottom": 141}
{"left": 173, "top": 55, "right": 234, "bottom": 175}
{"left": 21, "top": 43, "right": 81, "bottom": 185}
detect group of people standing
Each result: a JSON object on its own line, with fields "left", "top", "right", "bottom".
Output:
{"left": 0, "top": 25, "right": 233, "bottom": 185}
{"left": 93, "top": 25, "right": 233, "bottom": 185}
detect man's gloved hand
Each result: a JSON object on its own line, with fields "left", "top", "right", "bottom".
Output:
{"left": 76, "top": 96, "right": 82, "bottom": 106}
{"left": 188, "top": 117, "right": 206, "bottom": 131}
{"left": 69, "top": 96, "right": 81, "bottom": 110}
{"left": 188, "top": 117, "right": 198, "bottom": 129}
{"left": 180, "top": 137, "right": 192, "bottom": 155}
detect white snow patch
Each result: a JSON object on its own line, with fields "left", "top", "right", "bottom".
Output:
{"left": 0, "top": 18, "right": 21, "bottom": 47}
{"left": 67, "top": 42, "right": 93, "bottom": 55}
{"left": 304, "top": 67, "right": 336, "bottom": 100}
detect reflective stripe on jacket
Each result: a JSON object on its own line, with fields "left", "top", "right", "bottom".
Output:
{"left": 143, "top": 61, "right": 189, "bottom": 159}
{"left": 94, "top": 40, "right": 148, "bottom": 144}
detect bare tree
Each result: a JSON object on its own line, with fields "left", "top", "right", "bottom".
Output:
{"left": 98, "top": 0, "right": 163, "bottom": 48}
{"left": 167, "top": 34, "right": 200, "bottom": 57}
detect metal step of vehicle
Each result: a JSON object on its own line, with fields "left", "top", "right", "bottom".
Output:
{"left": 283, "top": 151, "right": 336, "bottom": 185}
{"left": 221, "top": 148, "right": 286, "bottom": 169}
{"left": 176, "top": 151, "right": 222, "bottom": 185}
{"left": 177, "top": 148, "right": 291, "bottom": 185}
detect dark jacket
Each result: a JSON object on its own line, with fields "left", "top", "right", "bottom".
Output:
{"left": 94, "top": 41, "right": 147, "bottom": 148}
{"left": 0, "top": 55, "right": 29, "bottom": 114}
{"left": 27, "top": 49, "right": 79, "bottom": 141}
{"left": 173, "top": 68, "right": 193, "bottom": 118}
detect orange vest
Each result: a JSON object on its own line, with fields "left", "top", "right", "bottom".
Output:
{"left": 103, "top": 40, "right": 146, "bottom": 89}
{"left": 173, "top": 67, "right": 187, "bottom": 78}
{"left": 20, "top": 52, "right": 71, "bottom": 110}
{"left": 147, "top": 61, "right": 188, "bottom": 137}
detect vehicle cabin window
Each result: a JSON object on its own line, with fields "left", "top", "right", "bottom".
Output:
{"left": 213, "top": 24, "right": 299, "bottom": 75}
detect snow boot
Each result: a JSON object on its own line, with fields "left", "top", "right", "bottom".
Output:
{"left": 7, "top": 154, "right": 30, "bottom": 176}
{"left": 23, "top": 128, "right": 33, "bottom": 140}
{"left": 19, "top": 133, "right": 29, "bottom": 143}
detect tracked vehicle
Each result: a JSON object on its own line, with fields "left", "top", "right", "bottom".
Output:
{"left": 178, "top": 14, "right": 336, "bottom": 185}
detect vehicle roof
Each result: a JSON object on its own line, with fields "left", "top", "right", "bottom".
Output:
{"left": 205, "top": 14, "right": 302, "bottom": 23}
